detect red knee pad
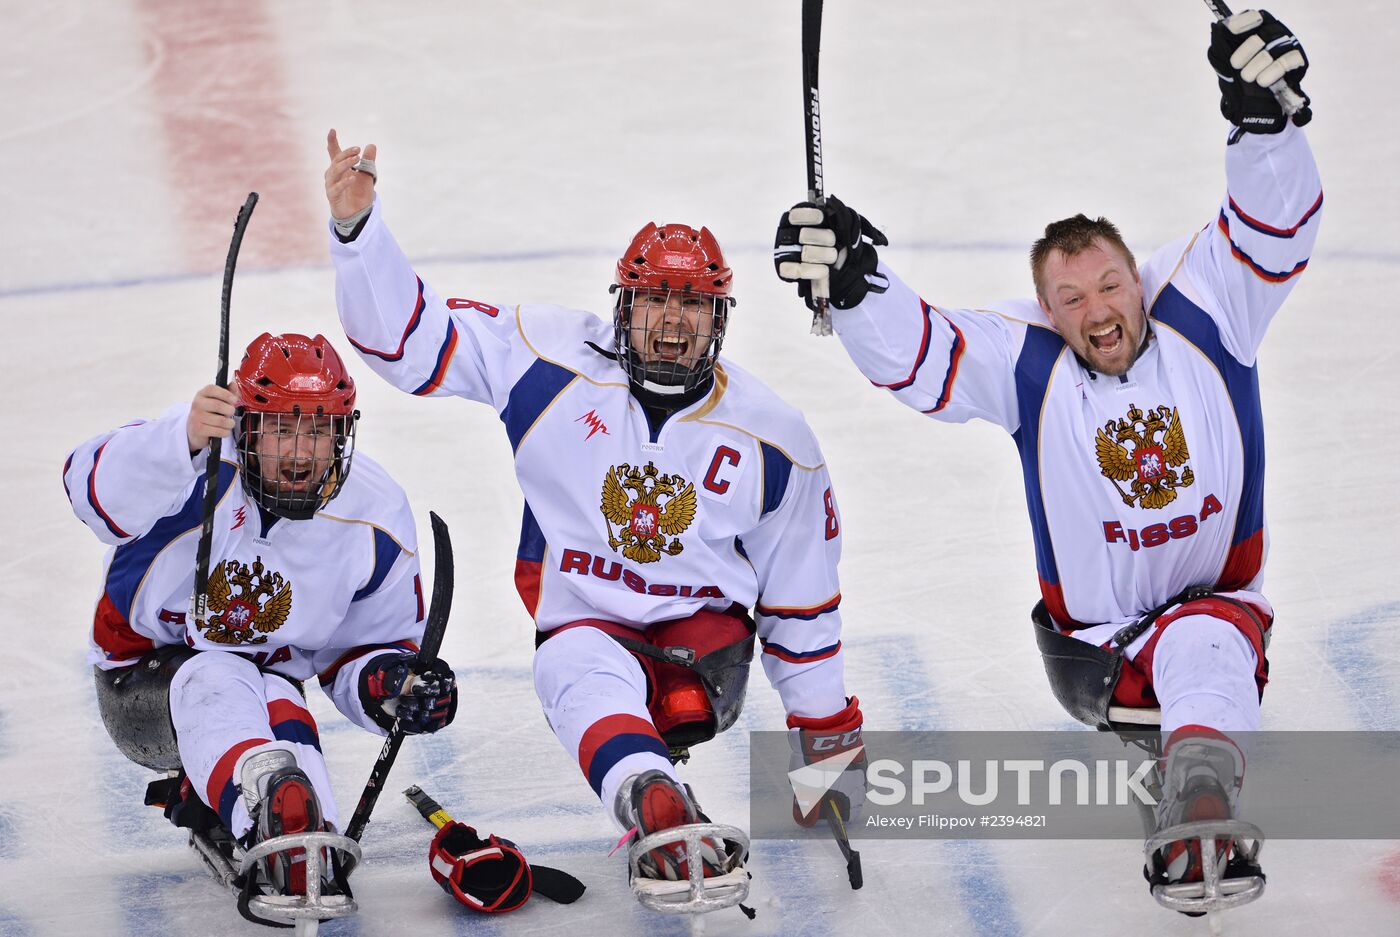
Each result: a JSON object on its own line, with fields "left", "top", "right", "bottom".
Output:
{"left": 644, "top": 612, "right": 753, "bottom": 737}
{"left": 538, "top": 612, "right": 755, "bottom": 743}
{"left": 1111, "top": 596, "right": 1272, "bottom": 708}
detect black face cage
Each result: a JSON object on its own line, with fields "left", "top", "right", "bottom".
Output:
{"left": 611, "top": 287, "right": 733, "bottom": 401}
{"left": 236, "top": 409, "right": 359, "bottom": 520}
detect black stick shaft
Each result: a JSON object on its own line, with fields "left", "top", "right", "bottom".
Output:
{"left": 825, "top": 797, "right": 863, "bottom": 890}
{"left": 403, "top": 785, "right": 455, "bottom": 829}
{"left": 345, "top": 512, "right": 454, "bottom": 844}
{"left": 192, "top": 193, "right": 258, "bottom": 626}
{"left": 801, "top": 0, "right": 833, "bottom": 334}
{"left": 802, "top": 0, "right": 824, "bottom": 202}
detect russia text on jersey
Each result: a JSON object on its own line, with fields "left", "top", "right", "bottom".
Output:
{"left": 559, "top": 548, "right": 725, "bottom": 599}
{"left": 1103, "top": 493, "right": 1224, "bottom": 552}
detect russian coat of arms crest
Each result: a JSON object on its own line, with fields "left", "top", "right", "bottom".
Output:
{"left": 1094, "top": 403, "right": 1195, "bottom": 510}
{"left": 599, "top": 461, "right": 697, "bottom": 563}
{"left": 198, "top": 555, "right": 293, "bottom": 645}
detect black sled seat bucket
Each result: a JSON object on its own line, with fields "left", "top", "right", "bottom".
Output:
{"left": 1030, "top": 601, "right": 1124, "bottom": 731}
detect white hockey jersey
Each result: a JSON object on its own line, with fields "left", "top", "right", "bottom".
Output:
{"left": 332, "top": 204, "right": 848, "bottom": 720}
{"left": 831, "top": 125, "right": 1321, "bottom": 635}
{"left": 64, "top": 407, "right": 425, "bottom": 733}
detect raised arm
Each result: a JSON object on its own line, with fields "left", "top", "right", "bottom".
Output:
{"left": 1182, "top": 10, "right": 1320, "bottom": 363}
{"left": 775, "top": 198, "right": 1025, "bottom": 431}
{"left": 325, "top": 130, "right": 525, "bottom": 412}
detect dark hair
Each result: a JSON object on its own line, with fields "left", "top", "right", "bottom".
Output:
{"left": 1030, "top": 214, "right": 1136, "bottom": 298}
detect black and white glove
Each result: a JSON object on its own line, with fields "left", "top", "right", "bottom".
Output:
{"left": 1208, "top": 9, "right": 1310, "bottom": 133}
{"left": 775, "top": 195, "right": 890, "bottom": 311}
{"left": 360, "top": 653, "right": 459, "bottom": 734}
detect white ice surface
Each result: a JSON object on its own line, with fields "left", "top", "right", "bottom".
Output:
{"left": 2, "top": 1, "right": 1398, "bottom": 935}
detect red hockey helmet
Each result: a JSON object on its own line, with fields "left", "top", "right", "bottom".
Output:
{"left": 235, "top": 332, "right": 357, "bottom": 416}
{"left": 233, "top": 333, "right": 360, "bottom": 519}
{"left": 614, "top": 223, "right": 733, "bottom": 297}
{"left": 611, "top": 224, "right": 735, "bottom": 407}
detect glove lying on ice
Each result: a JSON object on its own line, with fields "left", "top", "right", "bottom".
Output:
{"left": 429, "top": 820, "right": 585, "bottom": 912}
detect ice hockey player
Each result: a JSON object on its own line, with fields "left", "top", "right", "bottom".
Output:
{"left": 324, "top": 130, "right": 865, "bottom": 914}
{"left": 65, "top": 332, "right": 459, "bottom": 927}
{"left": 774, "top": 6, "right": 1317, "bottom": 917}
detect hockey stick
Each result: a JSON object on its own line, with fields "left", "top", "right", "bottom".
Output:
{"left": 1201, "top": 0, "right": 1311, "bottom": 125}
{"left": 343, "top": 511, "right": 454, "bottom": 847}
{"left": 823, "top": 796, "right": 863, "bottom": 889}
{"left": 801, "top": 0, "right": 833, "bottom": 337}
{"left": 192, "top": 192, "right": 259, "bottom": 629}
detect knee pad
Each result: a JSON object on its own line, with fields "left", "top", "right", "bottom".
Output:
{"left": 94, "top": 645, "right": 197, "bottom": 771}
{"left": 643, "top": 613, "right": 755, "bottom": 746}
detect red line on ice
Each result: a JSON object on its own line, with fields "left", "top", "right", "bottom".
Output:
{"left": 137, "top": 0, "right": 321, "bottom": 273}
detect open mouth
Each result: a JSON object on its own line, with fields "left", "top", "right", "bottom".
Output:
{"left": 1088, "top": 323, "right": 1123, "bottom": 355}
{"left": 277, "top": 467, "right": 315, "bottom": 491}
{"left": 651, "top": 335, "right": 690, "bottom": 362}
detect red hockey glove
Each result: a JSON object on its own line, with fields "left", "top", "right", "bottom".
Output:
{"left": 788, "top": 696, "right": 867, "bottom": 827}
{"left": 429, "top": 821, "right": 533, "bottom": 913}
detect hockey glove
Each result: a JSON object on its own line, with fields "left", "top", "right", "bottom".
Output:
{"left": 1208, "top": 9, "right": 1309, "bottom": 134}
{"left": 430, "top": 822, "right": 534, "bottom": 913}
{"left": 145, "top": 772, "right": 223, "bottom": 835}
{"left": 775, "top": 196, "right": 890, "bottom": 311}
{"left": 788, "top": 697, "right": 867, "bottom": 827}
{"left": 360, "top": 653, "right": 459, "bottom": 735}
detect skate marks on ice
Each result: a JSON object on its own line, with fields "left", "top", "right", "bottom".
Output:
{"left": 1324, "top": 601, "right": 1400, "bottom": 732}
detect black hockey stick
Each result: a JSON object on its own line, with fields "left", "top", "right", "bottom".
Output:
{"left": 801, "top": 0, "right": 832, "bottom": 336}
{"left": 824, "top": 796, "right": 863, "bottom": 889}
{"left": 192, "top": 192, "right": 259, "bottom": 629}
{"left": 343, "top": 511, "right": 454, "bottom": 847}
{"left": 1201, "top": 0, "right": 1311, "bottom": 125}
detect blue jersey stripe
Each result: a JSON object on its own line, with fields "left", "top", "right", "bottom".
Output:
{"left": 87, "top": 442, "right": 131, "bottom": 539}
{"left": 760, "top": 442, "right": 792, "bottom": 517}
{"left": 501, "top": 359, "right": 577, "bottom": 452}
{"left": 409, "top": 320, "right": 459, "bottom": 396}
{"left": 517, "top": 501, "right": 546, "bottom": 562}
{"left": 352, "top": 526, "right": 402, "bottom": 601}
{"left": 347, "top": 275, "right": 426, "bottom": 361}
{"left": 1011, "top": 328, "right": 1067, "bottom": 587}
{"left": 1151, "top": 285, "right": 1265, "bottom": 546}
{"left": 104, "top": 462, "right": 239, "bottom": 621}
{"left": 1226, "top": 190, "right": 1322, "bottom": 238}
{"left": 872, "top": 300, "right": 933, "bottom": 390}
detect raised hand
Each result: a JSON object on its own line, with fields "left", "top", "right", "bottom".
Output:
{"left": 1208, "top": 9, "right": 1310, "bottom": 132}
{"left": 775, "top": 196, "right": 889, "bottom": 312}
{"left": 325, "top": 129, "right": 377, "bottom": 224}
